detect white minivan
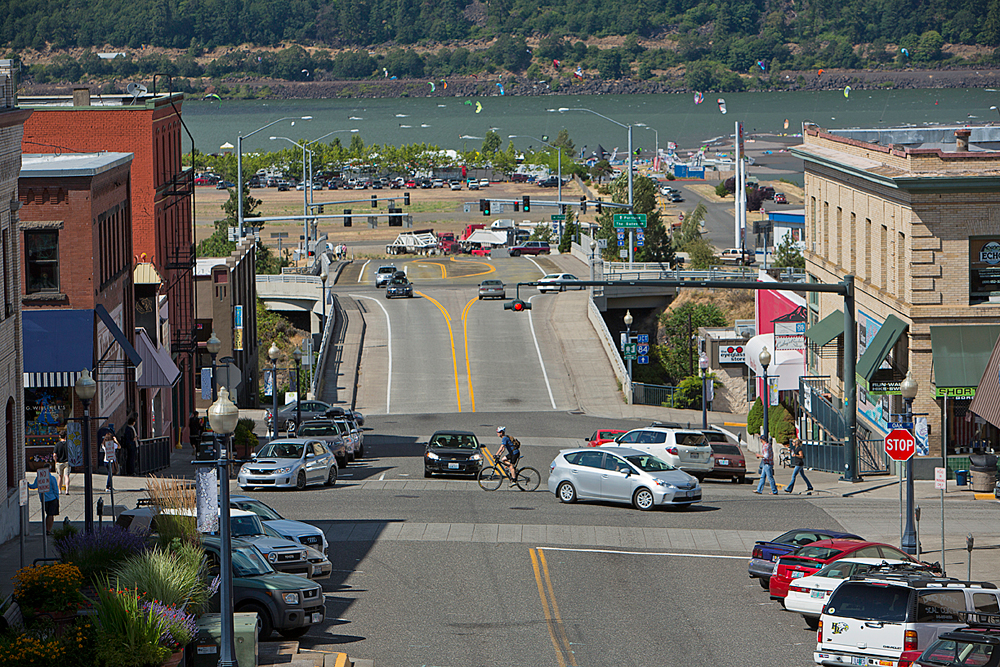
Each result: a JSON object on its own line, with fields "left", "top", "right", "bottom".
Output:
{"left": 603, "top": 426, "right": 714, "bottom": 478}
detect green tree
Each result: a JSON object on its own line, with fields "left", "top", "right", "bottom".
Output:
{"left": 481, "top": 130, "right": 502, "bottom": 154}
{"left": 551, "top": 129, "right": 576, "bottom": 158}
{"left": 529, "top": 224, "right": 554, "bottom": 243}
{"left": 772, "top": 234, "right": 805, "bottom": 269}
{"left": 558, "top": 210, "right": 577, "bottom": 253}
{"left": 684, "top": 238, "right": 718, "bottom": 269}
{"left": 675, "top": 202, "right": 707, "bottom": 248}
{"left": 659, "top": 302, "right": 727, "bottom": 383}
{"left": 916, "top": 30, "right": 944, "bottom": 61}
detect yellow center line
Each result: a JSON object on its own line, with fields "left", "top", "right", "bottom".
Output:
{"left": 530, "top": 548, "right": 567, "bottom": 667}
{"left": 460, "top": 296, "right": 477, "bottom": 412}
{"left": 538, "top": 549, "right": 578, "bottom": 666}
{"left": 448, "top": 255, "right": 496, "bottom": 277}
{"left": 415, "top": 291, "right": 461, "bottom": 411}
{"left": 420, "top": 261, "right": 447, "bottom": 279}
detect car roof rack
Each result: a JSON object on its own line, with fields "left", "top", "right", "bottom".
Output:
{"left": 957, "top": 612, "right": 1000, "bottom": 629}
{"left": 850, "top": 568, "right": 995, "bottom": 589}
{"left": 648, "top": 421, "right": 693, "bottom": 429}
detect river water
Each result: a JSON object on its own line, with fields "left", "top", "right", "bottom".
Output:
{"left": 182, "top": 88, "right": 999, "bottom": 157}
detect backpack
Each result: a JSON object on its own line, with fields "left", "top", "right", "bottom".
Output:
{"left": 510, "top": 437, "right": 521, "bottom": 450}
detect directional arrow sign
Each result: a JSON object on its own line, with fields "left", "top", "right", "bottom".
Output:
{"left": 884, "top": 428, "right": 916, "bottom": 461}
{"left": 613, "top": 213, "right": 647, "bottom": 228}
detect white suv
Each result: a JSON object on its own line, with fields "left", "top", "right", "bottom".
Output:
{"left": 816, "top": 573, "right": 1000, "bottom": 667}
{"left": 603, "top": 426, "right": 714, "bottom": 478}
{"left": 375, "top": 265, "right": 397, "bottom": 287}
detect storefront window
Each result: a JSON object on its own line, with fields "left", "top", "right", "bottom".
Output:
{"left": 25, "top": 387, "right": 70, "bottom": 469}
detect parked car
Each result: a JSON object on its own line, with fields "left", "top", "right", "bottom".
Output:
{"left": 585, "top": 429, "right": 628, "bottom": 447}
{"left": 817, "top": 572, "right": 1000, "bottom": 667}
{"left": 607, "top": 426, "right": 714, "bottom": 479}
{"left": 784, "top": 557, "right": 918, "bottom": 628}
{"left": 508, "top": 241, "right": 550, "bottom": 257}
{"left": 386, "top": 275, "right": 414, "bottom": 298}
{"left": 424, "top": 430, "right": 484, "bottom": 477}
{"left": 478, "top": 279, "right": 505, "bottom": 300}
{"left": 747, "top": 529, "right": 863, "bottom": 588}
{"left": 468, "top": 180, "right": 480, "bottom": 190}
{"left": 202, "top": 536, "right": 325, "bottom": 640}
{"left": 719, "top": 248, "right": 754, "bottom": 265}
{"left": 704, "top": 435, "right": 747, "bottom": 483}
{"left": 431, "top": 178, "right": 445, "bottom": 188}
{"left": 479, "top": 178, "right": 490, "bottom": 187}
{"left": 224, "top": 510, "right": 329, "bottom": 579}
{"left": 773, "top": 192, "right": 787, "bottom": 204}
{"left": 538, "top": 175, "right": 560, "bottom": 187}
{"left": 450, "top": 180, "right": 462, "bottom": 191}
{"left": 296, "top": 420, "right": 350, "bottom": 468}
{"left": 912, "top": 621, "right": 1000, "bottom": 667}
{"left": 375, "top": 264, "right": 398, "bottom": 287}
{"left": 274, "top": 400, "right": 334, "bottom": 432}
{"left": 323, "top": 405, "right": 365, "bottom": 428}
{"left": 769, "top": 539, "right": 926, "bottom": 601}
{"left": 405, "top": 180, "right": 417, "bottom": 188}
{"left": 419, "top": 179, "right": 433, "bottom": 189}
{"left": 277, "top": 182, "right": 290, "bottom": 191}
{"left": 229, "top": 494, "right": 328, "bottom": 555}
{"left": 237, "top": 438, "right": 339, "bottom": 491}
{"left": 537, "top": 273, "right": 583, "bottom": 293}
{"left": 548, "top": 447, "right": 702, "bottom": 510}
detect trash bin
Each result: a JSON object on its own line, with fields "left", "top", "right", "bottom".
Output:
{"left": 955, "top": 469, "right": 969, "bottom": 486}
{"left": 969, "top": 454, "right": 998, "bottom": 493}
{"left": 191, "top": 612, "right": 258, "bottom": 667}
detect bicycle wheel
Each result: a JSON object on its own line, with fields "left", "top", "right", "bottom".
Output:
{"left": 478, "top": 465, "right": 503, "bottom": 491}
{"left": 515, "top": 467, "right": 541, "bottom": 491}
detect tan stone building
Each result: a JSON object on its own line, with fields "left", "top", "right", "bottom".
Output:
{"left": 793, "top": 124, "right": 1000, "bottom": 472}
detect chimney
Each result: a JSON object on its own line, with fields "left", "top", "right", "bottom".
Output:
{"left": 73, "top": 86, "right": 90, "bottom": 107}
{"left": 0, "top": 60, "right": 16, "bottom": 108}
{"left": 956, "top": 128, "right": 971, "bottom": 152}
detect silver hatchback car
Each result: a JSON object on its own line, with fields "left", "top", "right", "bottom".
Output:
{"left": 547, "top": 446, "right": 702, "bottom": 510}
{"left": 238, "top": 438, "right": 338, "bottom": 491}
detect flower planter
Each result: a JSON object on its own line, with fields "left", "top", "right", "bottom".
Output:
{"left": 162, "top": 648, "right": 185, "bottom": 667}
{"left": 33, "top": 608, "right": 77, "bottom": 635}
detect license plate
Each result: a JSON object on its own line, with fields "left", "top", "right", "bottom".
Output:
{"left": 690, "top": 453, "right": 700, "bottom": 459}
{"left": 448, "top": 462, "right": 459, "bottom": 469}
{"left": 311, "top": 612, "right": 323, "bottom": 623}
{"left": 718, "top": 459, "right": 730, "bottom": 465}
{"left": 851, "top": 658, "right": 866, "bottom": 666}
{"left": 811, "top": 590, "right": 826, "bottom": 599}
{"left": 792, "top": 571, "right": 805, "bottom": 578}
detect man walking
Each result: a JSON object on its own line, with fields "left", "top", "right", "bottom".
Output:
{"left": 785, "top": 438, "right": 814, "bottom": 495}
{"left": 753, "top": 435, "right": 778, "bottom": 495}
{"left": 122, "top": 415, "right": 138, "bottom": 477}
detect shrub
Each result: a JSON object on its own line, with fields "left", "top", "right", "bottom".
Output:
{"left": 112, "top": 545, "right": 210, "bottom": 614}
{"left": 143, "top": 601, "right": 198, "bottom": 650}
{"left": 91, "top": 583, "right": 170, "bottom": 667}
{"left": 55, "top": 528, "right": 147, "bottom": 583}
{"left": 12, "top": 563, "right": 85, "bottom": 615}
{"left": 715, "top": 182, "right": 730, "bottom": 197}
{"left": 747, "top": 397, "right": 763, "bottom": 436}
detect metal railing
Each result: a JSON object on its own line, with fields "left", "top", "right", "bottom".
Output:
{"left": 801, "top": 440, "right": 846, "bottom": 474}
{"left": 311, "top": 292, "right": 338, "bottom": 398}
{"left": 258, "top": 273, "right": 322, "bottom": 284}
{"left": 602, "top": 263, "right": 807, "bottom": 283}
{"left": 800, "top": 376, "right": 847, "bottom": 440}
{"left": 858, "top": 438, "right": 892, "bottom": 475}
{"left": 631, "top": 382, "right": 679, "bottom": 407}
{"left": 136, "top": 436, "right": 172, "bottom": 475}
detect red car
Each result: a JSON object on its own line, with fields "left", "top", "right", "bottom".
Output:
{"left": 585, "top": 429, "right": 627, "bottom": 447}
{"left": 706, "top": 438, "right": 747, "bottom": 483}
{"left": 769, "top": 539, "right": 922, "bottom": 601}
{"left": 405, "top": 180, "right": 417, "bottom": 188}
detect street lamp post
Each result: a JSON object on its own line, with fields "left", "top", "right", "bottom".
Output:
{"left": 557, "top": 108, "right": 634, "bottom": 261}
{"left": 320, "top": 267, "right": 328, "bottom": 332}
{"left": 508, "top": 135, "right": 561, "bottom": 204}
{"left": 636, "top": 123, "right": 659, "bottom": 159}
{"left": 624, "top": 310, "right": 634, "bottom": 394}
{"left": 700, "top": 352, "right": 709, "bottom": 429}
{"left": 236, "top": 116, "right": 312, "bottom": 238}
{"left": 589, "top": 239, "right": 597, "bottom": 282}
{"left": 73, "top": 368, "right": 97, "bottom": 534}
{"left": 293, "top": 347, "right": 303, "bottom": 431}
{"left": 208, "top": 385, "right": 241, "bottom": 667}
{"left": 901, "top": 370, "right": 919, "bottom": 555}
{"left": 269, "top": 342, "right": 280, "bottom": 438}
{"left": 759, "top": 346, "right": 772, "bottom": 442}
{"left": 271, "top": 136, "right": 315, "bottom": 258}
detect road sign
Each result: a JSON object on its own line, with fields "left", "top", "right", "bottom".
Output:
{"left": 888, "top": 422, "right": 914, "bottom": 430}
{"left": 37, "top": 468, "right": 50, "bottom": 493}
{"left": 613, "top": 213, "right": 647, "bottom": 228}
{"left": 623, "top": 343, "right": 637, "bottom": 360}
{"left": 638, "top": 343, "right": 650, "bottom": 355}
{"left": 597, "top": 239, "right": 608, "bottom": 249}
{"left": 637, "top": 334, "right": 649, "bottom": 343}
{"left": 550, "top": 214, "right": 566, "bottom": 221}
{"left": 884, "top": 429, "right": 916, "bottom": 461}
{"left": 638, "top": 355, "right": 649, "bottom": 365}
{"left": 619, "top": 249, "right": 628, "bottom": 258}
{"left": 934, "top": 467, "right": 947, "bottom": 490}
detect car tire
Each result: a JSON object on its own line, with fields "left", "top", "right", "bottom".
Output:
{"left": 356, "top": 444, "right": 364, "bottom": 459}
{"left": 734, "top": 475, "right": 746, "bottom": 484}
{"left": 239, "top": 485, "right": 251, "bottom": 491}
{"left": 803, "top": 616, "right": 820, "bottom": 630}
{"left": 478, "top": 295, "right": 482, "bottom": 300}
{"left": 348, "top": 451, "right": 355, "bottom": 462}
{"left": 633, "top": 487, "right": 655, "bottom": 511}
{"left": 758, "top": 578, "right": 770, "bottom": 589}
{"left": 693, "top": 474, "right": 705, "bottom": 482}
{"left": 236, "top": 602, "right": 273, "bottom": 640}
{"left": 325, "top": 465, "right": 337, "bottom": 487}
{"left": 557, "top": 481, "right": 577, "bottom": 503}
{"left": 295, "top": 470, "right": 307, "bottom": 491}
{"left": 279, "top": 626, "right": 310, "bottom": 639}
{"left": 424, "top": 469, "right": 432, "bottom": 478}
{"left": 510, "top": 250, "right": 521, "bottom": 257}
{"left": 336, "top": 455, "right": 347, "bottom": 468}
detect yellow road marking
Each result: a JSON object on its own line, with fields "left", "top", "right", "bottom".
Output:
{"left": 416, "top": 291, "right": 462, "bottom": 411}
{"left": 538, "top": 549, "right": 578, "bottom": 666}
{"left": 449, "top": 255, "right": 496, "bottom": 277}
{"left": 530, "top": 548, "right": 567, "bottom": 667}
{"left": 461, "top": 296, "right": 477, "bottom": 412}
{"left": 974, "top": 493, "right": 995, "bottom": 500}
{"left": 333, "top": 654, "right": 349, "bottom": 667}
{"left": 421, "top": 261, "right": 447, "bottom": 279}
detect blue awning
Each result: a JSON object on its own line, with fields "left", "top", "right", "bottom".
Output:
{"left": 22, "top": 309, "right": 94, "bottom": 387}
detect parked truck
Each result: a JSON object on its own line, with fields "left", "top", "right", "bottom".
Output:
{"left": 460, "top": 223, "right": 485, "bottom": 240}
{"left": 436, "top": 232, "right": 462, "bottom": 254}
{"left": 386, "top": 229, "right": 439, "bottom": 255}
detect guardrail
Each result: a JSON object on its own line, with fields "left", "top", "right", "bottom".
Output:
{"left": 258, "top": 273, "right": 322, "bottom": 284}
{"left": 603, "top": 264, "right": 807, "bottom": 283}
{"left": 632, "top": 382, "right": 679, "bottom": 407}
{"left": 136, "top": 436, "right": 172, "bottom": 475}
{"left": 311, "top": 294, "right": 338, "bottom": 398}
{"left": 588, "top": 299, "right": 631, "bottom": 402}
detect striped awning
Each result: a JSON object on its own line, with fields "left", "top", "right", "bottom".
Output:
{"left": 22, "top": 309, "right": 95, "bottom": 387}
{"left": 970, "top": 333, "right": 1000, "bottom": 428}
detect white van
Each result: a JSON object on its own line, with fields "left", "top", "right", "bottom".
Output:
{"left": 816, "top": 574, "right": 1000, "bottom": 667}
{"left": 602, "top": 426, "right": 714, "bottom": 478}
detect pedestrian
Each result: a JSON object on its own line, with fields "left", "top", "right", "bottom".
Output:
{"left": 753, "top": 435, "right": 778, "bottom": 495}
{"left": 101, "top": 431, "right": 120, "bottom": 492}
{"left": 785, "top": 438, "right": 814, "bottom": 495}
{"left": 123, "top": 414, "right": 138, "bottom": 477}
{"left": 189, "top": 411, "right": 202, "bottom": 451}
{"left": 53, "top": 428, "right": 70, "bottom": 494}
{"left": 27, "top": 466, "right": 59, "bottom": 534}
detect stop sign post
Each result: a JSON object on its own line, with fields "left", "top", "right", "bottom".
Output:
{"left": 884, "top": 428, "right": 916, "bottom": 461}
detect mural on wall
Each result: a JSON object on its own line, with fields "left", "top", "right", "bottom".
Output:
{"left": 858, "top": 309, "right": 891, "bottom": 436}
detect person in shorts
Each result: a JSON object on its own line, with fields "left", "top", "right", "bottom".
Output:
{"left": 53, "top": 429, "right": 70, "bottom": 494}
{"left": 28, "top": 467, "right": 59, "bottom": 535}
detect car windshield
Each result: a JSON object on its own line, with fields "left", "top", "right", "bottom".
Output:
{"left": 298, "top": 424, "right": 336, "bottom": 436}
{"left": 378, "top": 267, "right": 395, "bottom": 274}
{"left": 677, "top": 432, "right": 709, "bottom": 446}
{"left": 430, "top": 434, "right": 479, "bottom": 449}
{"left": 625, "top": 454, "right": 676, "bottom": 472}
{"left": 390, "top": 277, "right": 408, "bottom": 285}
{"left": 258, "top": 443, "right": 304, "bottom": 459}
{"left": 541, "top": 274, "right": 560, "bottom": 280}
{"left": 711, "top": 443, "right": 742, "bottom": 455}
{"left": 236, "top": 500, "right": 282, "bottom": 522}
{"left": 230, "top": 515, "right": 265, "bottom": 537}
{"left": 232, "top": 546, "right": 274, "bottom": 577}
{"left": 923, "top": 639, "right": 994, "bottom": 665}
{"left": 481, "top": 280, "right": 501, "bottom": 286}
{"left": 794, "top": 546, "right": 844, "bottom": 560}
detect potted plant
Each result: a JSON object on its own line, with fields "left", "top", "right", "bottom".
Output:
{"left": 144, "top": 601, "right": 198, "bottom": 666}
{"left": 92, "top": 583, "right": 170, "bottom": 667}
{"left": 12, "top": 563, "right": 85, "bottom": 625}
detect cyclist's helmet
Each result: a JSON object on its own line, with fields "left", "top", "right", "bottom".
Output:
{"left": 496, "top": 426, "right": 506, "bottom": 434}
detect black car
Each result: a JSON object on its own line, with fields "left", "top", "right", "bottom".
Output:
{"left": 277, "top": 182, "right": 290, "bottom": 191}
{"left": 386, "top": 275, "right": 413, "bottom": 298}
{"left": 424, "top": 430, "right": 484, "bottom": 477}
{"left": 323, "top": 406, "right": 365, "bottom": 427}
{"left": 419, "top": 179, "right": 433, "bottom": 189}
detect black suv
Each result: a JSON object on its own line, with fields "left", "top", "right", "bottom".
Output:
{"left": 914, "top": 614, "right": 1000, "bottom": 666}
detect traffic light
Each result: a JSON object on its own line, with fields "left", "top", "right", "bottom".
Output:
{"left": 318, "top": 204, "right": 325, "bottom": 215}
{"left": 404, "top": 192, "right": 410, "bottom": 206}
{"left": 503, "top": 299, "right": 532, "bottom": 312}
{"left": 580, "top": 196, "right": 587, "bottom": 213}
{"left": 389, "top": 207, "right": 402, "bottom": 226}
{"left": 343, "top": 208, "right": 352, "bottom": 227}
{"left": 371, "top": 194, "right": 378, "bottom": 208}
{"left": 522, "top": 196, "right": 530, "bottom": 212}
{"left": 514, "top": 200, "right": 520, "bottom": 212}
{"left": 481, "top": 199, "right": 490, "bottom": 216}
{"left": 596, "top": 198, "right": 603, "bottom": 213}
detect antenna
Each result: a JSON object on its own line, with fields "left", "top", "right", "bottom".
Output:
{"left": 125, "top": 82, "right": 148, "bottom": 104}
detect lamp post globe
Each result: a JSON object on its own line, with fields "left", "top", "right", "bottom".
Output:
{"left": 75, "top": 367, "right": 96, "bottom": 401}
{"left": 268, "top": 342, "right": 280, "bottom": 361}
{"left": 759, "top": 345, "right": 771, "bottom": 369}
{"left": 208, "top": 386, "right": 240, "bottom": 435}
{"left": 901, "top": 370, "right": 918, "bottom": 401}
{"left": 74, "top": 368, "right": 98, "bottom": 534}
{"left": 207, "top": 331, "right": 222, "bottom": 356}
{"left": 624, "top": 310, "right": 633, "bottom": 327}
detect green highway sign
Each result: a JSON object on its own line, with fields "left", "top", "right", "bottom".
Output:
{"left": 613, "top": 213, "right": 647, "bottom": 228}
{"left": 550, "top": 214, "right": 566, "bottom": 221}
{"left": 623, "top": 343, "right": 638, "bottom": 360}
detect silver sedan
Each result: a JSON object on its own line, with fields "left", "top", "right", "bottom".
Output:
{"left": 238, "top": 438, "right": 338, "bottom": 491}
{"left": 547, "top": 446, "right": 702, "bottom": 510}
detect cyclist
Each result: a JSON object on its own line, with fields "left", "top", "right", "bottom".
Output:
{"left": 495, "top": 426, "right": 520, "bottom": 484}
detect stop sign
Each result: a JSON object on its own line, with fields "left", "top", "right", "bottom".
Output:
{"left": 884, "top": 429, "right": 916, "bottom": 461}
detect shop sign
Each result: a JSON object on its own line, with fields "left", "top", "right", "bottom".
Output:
{"left": 718, "top": 344, "right": 745, "bottom": 364}
{"left": 934, "top": 386, "right": 976, "bottom": 398}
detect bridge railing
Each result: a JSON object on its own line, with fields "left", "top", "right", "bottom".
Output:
{"left": 311, "top": 292, "right": 338, "bottom": 398}
{"left": 258, "top": 274, "right": 322, "bottom": 284}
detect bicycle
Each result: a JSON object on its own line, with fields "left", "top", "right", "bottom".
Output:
{"left": 477, "top": 449, "right": 541, "bottom": 491}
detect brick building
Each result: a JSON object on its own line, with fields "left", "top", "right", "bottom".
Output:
{"left": 0, "top": 62, "right": 29, "bottom": 543}
{"left": 20, "top": 87, "right": 194, "bottom": 448}
{"left": 792, "top": 125, "right": 1000, "bottom": 473}
{"left": 19, "top": 152, "right": 142, "bottom": 476}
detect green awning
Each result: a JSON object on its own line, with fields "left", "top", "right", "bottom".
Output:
{"left": 856, "top": 314, "right": 908, "bottom": 382}
{"left": 930, "top": 325, "right": 1000, "bottom": 392}
{"left": 805, "top": 310, "right": 844, "bottom": 346}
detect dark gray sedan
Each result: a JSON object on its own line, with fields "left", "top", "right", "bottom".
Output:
{"left": 424, "top": 430, "right": 485, "bottom": 477}
{"left": 386, "top": 275, "right": 413, "bottom": 298}
{"left": 274, "top": 399, "right": 332, "bottom": 432}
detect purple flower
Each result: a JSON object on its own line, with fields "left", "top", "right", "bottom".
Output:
{"left": 143, "top": 600, "right": 198, "bottom": 649}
